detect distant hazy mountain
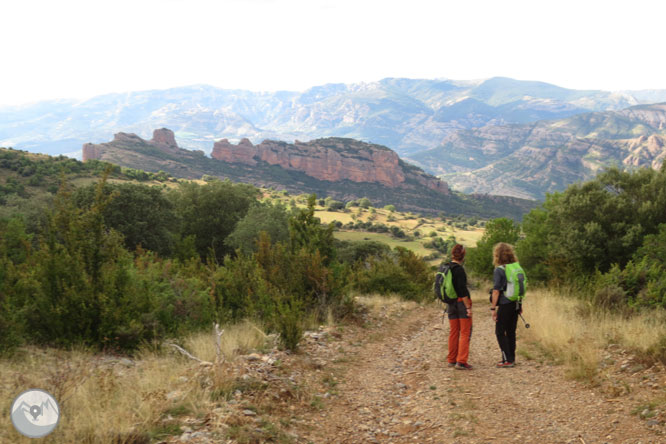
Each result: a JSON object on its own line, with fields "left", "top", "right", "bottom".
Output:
{"left": 1, "top": 77, "right": 660, "bottom": 158}
{"left": 409, "top": 103, "right": 666, "bottom": 200}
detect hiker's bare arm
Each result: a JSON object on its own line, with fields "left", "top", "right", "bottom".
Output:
{"left": 463, "top": 297, "right": 472, "bottom": 314}
{"left": 491, "top": 290, "right": 500, "bottom": 308}
{"left": 491, "top": 290, "right": 499, "bottom": 320}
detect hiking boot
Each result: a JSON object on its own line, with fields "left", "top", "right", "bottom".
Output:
{"left": 496, "top": 360, "right": 506, "bottom": 368}
{"left": 447, "top": 362, "right": 457, "bottom": 367}
{"left": 497, "top": 361, "right": 515, "bottom": 368}
{"left": 455, "top": 363, "right": 473, "bottom": 370}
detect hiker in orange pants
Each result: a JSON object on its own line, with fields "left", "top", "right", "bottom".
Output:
{"left": 446, "top": 244, "right": 473, "bottom": 370}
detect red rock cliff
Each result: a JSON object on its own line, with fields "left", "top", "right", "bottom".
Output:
{"left": 150, "top": 128, "right": 178, "bottom": 151}
{"left": 82, "top": 143, "right": 104, "bottom": 161}
{"left": 211, "top": 137, "right": 448, "bottom": 194}
{"left": 83, "top": 130, "right": 180, "bottom": 161}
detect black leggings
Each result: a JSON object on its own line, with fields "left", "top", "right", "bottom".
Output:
{"left": 495, "top": 301, "right": 519, "bottom": 363}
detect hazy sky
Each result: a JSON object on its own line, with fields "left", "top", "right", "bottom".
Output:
{"left": 2, "top": 0, "right": 665, "bottom": 106}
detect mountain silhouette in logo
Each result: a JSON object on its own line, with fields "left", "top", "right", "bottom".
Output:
{"left": 13, "top": 398, "right": 59, "bottom": 421}
{"left": 11, "top": 397, "right": 59, "bottom": 438}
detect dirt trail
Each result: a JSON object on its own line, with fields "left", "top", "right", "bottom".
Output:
{"left": 297, "top": 299, "right": 661, "bottom": 444}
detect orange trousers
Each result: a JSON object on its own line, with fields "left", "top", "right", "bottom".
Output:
{"left": 448, "top": 318, "right": 472, "bottom": 364}
{"left": 447, "top": 300, "right": 472, "bottom": 364}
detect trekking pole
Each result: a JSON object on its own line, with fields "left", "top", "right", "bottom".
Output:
{"left": 519, "top": 313, "right": 530, "bottom": 329}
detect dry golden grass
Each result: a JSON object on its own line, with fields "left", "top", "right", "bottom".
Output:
{"left": 519, "top": 288, "right": 666, "bottom": 381}
{"left": 314, "top": 209, "right": 355, "bottom": 224}
{"left": 1, "top": 350, "right": 185, "bottom": 443}
{"left": 0, "top": 321, "right": 271, "bottom": 443}
{"left": 333, "top": 231, "right": 433, "bottom": 256}
{"left": 185, "top": 320, "right": 269, "bottom": 363}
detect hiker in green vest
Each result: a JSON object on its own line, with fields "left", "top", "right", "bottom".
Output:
{"left": 434, "top": 244, "right": 473, "bottom": 370}
{"left": 490, "top": 242, "right": 526, "bottom": 368}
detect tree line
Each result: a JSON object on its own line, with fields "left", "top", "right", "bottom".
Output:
{"left": 466, "top": 165, "right": 666, "bottom": 312}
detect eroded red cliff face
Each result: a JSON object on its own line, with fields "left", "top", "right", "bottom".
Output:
{"left": 150, "top": 128, "right": 178, "bottom": 151}
{"left": 83, "top": 128, "right": 178, "bottom": 161}
{"left": 211, "top": 137, "right": 448, "bottom": 194}
{"left": 82, "top": 142, "right": 104, "bottom": 161}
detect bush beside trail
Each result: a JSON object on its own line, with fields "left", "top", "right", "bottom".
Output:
{"left": 0, "top": 180, "right": 433, "bottom": 355}
{"left": 466, "top": 165, "right": 666, "bottom": 312}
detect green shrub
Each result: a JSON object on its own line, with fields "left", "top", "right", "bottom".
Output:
{"left": 389, "top": 226, "right": 405, "bottom": 238}
{"left": 325, "top": 198, "right": 344, "bottom": 211}
{"left": 335, "top": 240, "right": 391, "bottom": 264}
{"left": 73, "top": 182, "right": 177, "bottom": 256}
{"left": 351, "top": 247, "right": 430, "bottom": 301}
{"left": 0, "top": 260, "right": 23, "bottom": 355}
{"left": 518, "top": 167, "right": 666, "bottom": 282}
{"left": 168, "top": 180, "right": 257, "bottom": 262}
{"left": 225, "top": 202, "right": 290, "bottom": 254}
{"left": 516, "top": 208, "right": 550, "bottom": 282}
{"left": 466, "top": 218, "right": 520, "bottom": 276}
{"left": 592, "top": 257, "right": 666, "bottom": 311}
{"left": 276, "top": 296, "right": 303, "bottom": 352}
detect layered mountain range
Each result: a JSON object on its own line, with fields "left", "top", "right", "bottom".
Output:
{"left": 4, "top": 77, "right": 666, "bottom": 158}
{"left": 82, "top": 129, "right": 534, "bottom": 219}
{"left": 5, "top": 77, "right": 666, "bottom": 203}
{"left": 409, "top": 103, "right": 666, "bottom": 200}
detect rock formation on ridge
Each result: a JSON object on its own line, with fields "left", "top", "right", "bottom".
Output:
{"left": 211, "top": 137, "right": 449, "bottom": 194}
{"left": 83, "top": 128, "right": 180, "bottom": 161}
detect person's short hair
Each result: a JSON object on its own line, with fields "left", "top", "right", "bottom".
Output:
{"left": 493, "top": 242, "right": 517, "bottom": 266}
{"left": 451, "top": 244, "right": 466, "bottom": 261}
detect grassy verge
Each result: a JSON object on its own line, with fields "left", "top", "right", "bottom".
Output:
{"left": 520, "top": 288, "right": 666, "bottom": 381}
{"left": 0, "top": 321, "right": 269, "bottom": 443}
{"left": 355, "top": 293, "right": 419, "bottom": 317}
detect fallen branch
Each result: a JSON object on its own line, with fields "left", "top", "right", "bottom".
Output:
{"left": 166, "top": 342, "right": 212, "bottom": 365}
{"left": 250, "top": 324, "right": 269, "bottom": 338}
